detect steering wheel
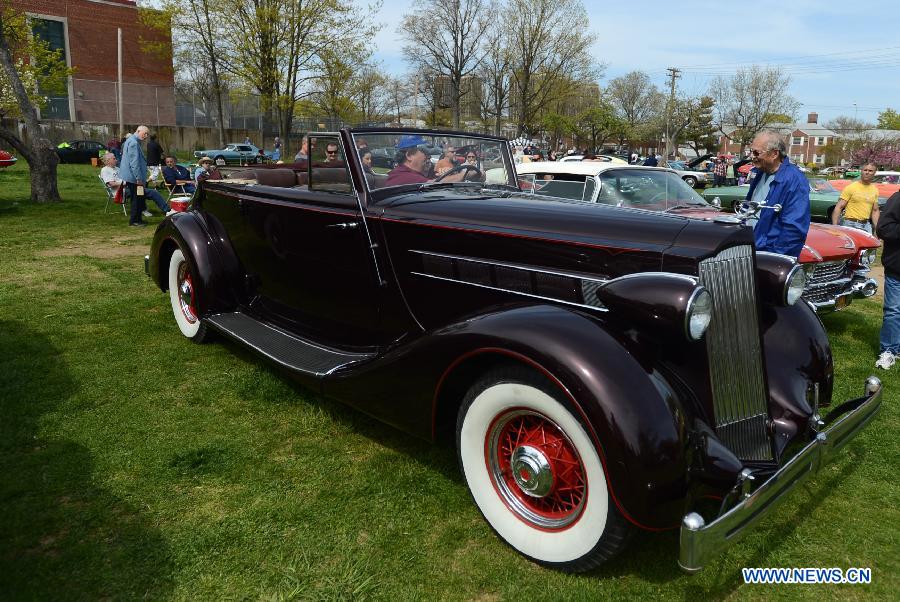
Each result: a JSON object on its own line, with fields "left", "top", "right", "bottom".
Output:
{"left": 435, "top": 163, "right": 481, "bottom": 182}
{"left": 639, "top": 191, "right": 668, "bottom": 206}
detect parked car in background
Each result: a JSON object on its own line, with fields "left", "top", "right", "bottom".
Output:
{"left": 703, "top": 178, "right": 845, "bottom": 221}
{"left": 819, "top": 166, "right": 844, "bottom": 176}
{"left": 193, "top": 143, "right": 271, "bottom": 166}
{"left": 828, "top": 170, "right": 900, "bottom": 198}
{"left": 54, "top": 140, "right": 107, "bottom": 164}
{"left": 0, "top": 150, "right": 16, "bottom": 168}
{"left": 658, "top": 160, "right": 709, "bottom": 188}
{"left": 518, "top": 161, "right": 881, "bottom": 313}
{"left": 146, "top": 128, "right": 882, "bottom": 574}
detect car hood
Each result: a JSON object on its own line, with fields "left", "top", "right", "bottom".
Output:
{"left": 800, "top": 223, "right": 878, "bottom": 262}
{"left": 377, "top": 190, "right": 748, "bottom": 277}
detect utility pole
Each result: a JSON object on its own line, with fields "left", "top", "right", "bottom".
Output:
{"left": 665, "top": 67, "right": 681, "bottom": 160}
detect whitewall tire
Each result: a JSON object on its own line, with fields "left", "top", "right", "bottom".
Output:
{"left": 168, "top": 248, "right": 209, "bottom": 342}
{"left": 457, "top": 367, "right": 630, "bottom": 571}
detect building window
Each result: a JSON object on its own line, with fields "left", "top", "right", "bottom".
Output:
{"left": 813, "top": 154, "right": 824, "bottom": 164}
{"left": 31, "top": 18, "right": 70, "bottom": 120}
{"left": 792, "top": 136, "right": 803, "bottom": 146}
{"left": 792, "top": 153, "right": 804, "bottom": 162}
{"left": 816, "top": 137, "right": 826, "bottom": 146}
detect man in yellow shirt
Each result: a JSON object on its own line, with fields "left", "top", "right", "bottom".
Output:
{"left": 832, "top": 163, "right": 880, "bottom": 233}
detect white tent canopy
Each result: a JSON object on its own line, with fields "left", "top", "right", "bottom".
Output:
{"left": 510, "top": 137, "right": 535, "bottom": 148}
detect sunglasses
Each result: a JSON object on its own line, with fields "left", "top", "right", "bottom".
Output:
{"left": 749, "top": 148, "right": 769, "bottom": 157}
{"left": 466, "top": 155, "right": 477, "bottom": 159}
{"left": 326, "top": 150, "right": 337, "bottom": 155}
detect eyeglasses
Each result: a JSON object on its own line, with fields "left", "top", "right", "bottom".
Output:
{"left": 749, "top": 148, "right": 770, "bottom": 157}
{"left": 466, "top": 155, "right": 477, "bottom": 160}
{"left": 326, "top": 150, "right": 337, "bottom": 155}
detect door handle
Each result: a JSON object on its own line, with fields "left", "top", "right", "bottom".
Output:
{"left": 327, "top": 222, "right": 359, "bottom": 230}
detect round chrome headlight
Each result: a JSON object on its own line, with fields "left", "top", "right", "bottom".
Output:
{"left": 858, "top": 248, "right": 877, "bottom": 267}
{"left": 785, "top": 264, "right": 807, "bottom": 305}
{"left": 685, "top": 287, "right": 713, "bottom": 341}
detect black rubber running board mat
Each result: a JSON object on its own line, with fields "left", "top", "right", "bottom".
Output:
{"left": 207, "top": 312, "right": 373, "bottom": 376}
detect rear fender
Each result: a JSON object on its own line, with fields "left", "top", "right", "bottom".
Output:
{"left": 149, "top": 212, "right": 240, "bottom": 315}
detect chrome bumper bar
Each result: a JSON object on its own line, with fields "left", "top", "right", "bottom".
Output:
{"left": 679, "top": 376, "right": 883, "bottom": 573}
{"left": 850, "top": 277, "right": 878, "bottom": 299}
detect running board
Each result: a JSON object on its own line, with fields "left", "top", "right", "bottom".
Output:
{"left": 206, "top": 312, "right": 374, "bottom": 377}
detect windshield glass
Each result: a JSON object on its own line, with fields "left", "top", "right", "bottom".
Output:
{"left": 351, "top": 132, "right": 513, "bottom": 191}
{"left": 596, "top": 168, "right": 710, "bottom": 210}
{"left": 808, "top": 178, "right": 838, "bottom": 193}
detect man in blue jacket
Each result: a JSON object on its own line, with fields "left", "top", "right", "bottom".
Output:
{"left": 119, "top": 125, "right": 150, "bottom": 227}
{"left": 744, "top": 131, "right": 810, "bottom": 257}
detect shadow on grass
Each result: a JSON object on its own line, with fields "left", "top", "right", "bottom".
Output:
{"left": 820, "top": 306, "right": 883, "bottom": 354}
{"left": 222, "top": 340, "right": 464, "bottom": 483}
{"left": 0, "top": 320, "right": 174, "bottom": 599}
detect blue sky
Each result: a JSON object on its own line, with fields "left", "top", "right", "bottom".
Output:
{"left": 370, "top": 0, "right": 900, "bottom": 126}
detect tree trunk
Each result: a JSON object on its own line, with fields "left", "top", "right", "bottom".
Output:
{"left": 28, "top": 148, "right": 61, "bottom": 202}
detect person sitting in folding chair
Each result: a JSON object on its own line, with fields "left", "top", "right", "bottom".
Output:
{"left": 162, "top": 156, "right": 196, "bottom": 197}
{"left": 100, "top": 152, "right": 173, "bottom": 216}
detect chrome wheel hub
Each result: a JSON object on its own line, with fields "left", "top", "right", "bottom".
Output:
{"left": 511, "top": 445, "right": 553, "bottom": 497}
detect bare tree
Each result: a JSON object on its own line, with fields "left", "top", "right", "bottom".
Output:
{"left": 825, "top": 115, "right": 870, "bottom": 135}
{"left": 507, "top": 0, "right": 598, "bottom": 136}
{"left": 398, "top": 0, "right": 489, "bottom": 129}
{"left": 607, "top": 71, "right": 661, "bottom": 131}
{"left": 477, "top": 18, "right": 512, "bottom": 136}
{"left": 385, "top": 76, "right": 411, "bottom": 126}
{"left": 218, "top": 0, "right": 379, "bottom": 153}
{"left": 352, "top": 66, "right": 392, "bottom": 124}
{"left": 147, "top": 0, "right": 229, "bottom": 147}
{"left": 709, "top": 65, "right": 798, "bottom": 152}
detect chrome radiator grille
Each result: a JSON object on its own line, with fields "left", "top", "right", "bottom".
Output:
{"left": 808, "top": 260, "right": 848, "bottom": 285}
{"left": 699, "top": 245, "right": 773, "bottom": 461}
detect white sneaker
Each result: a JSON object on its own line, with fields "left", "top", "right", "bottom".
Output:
{"left": 875, "top": 351, "right": 895, "bottom": 370}
{"left": 142, "top": 210, "right": 153, "bottom": 217}
{"left": 165, "top": 209, "right": 177, "bottom": 217}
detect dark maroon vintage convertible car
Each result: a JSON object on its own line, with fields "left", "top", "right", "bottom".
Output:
{"left": 145, "top": 128, "right": 882, "bottom": 573}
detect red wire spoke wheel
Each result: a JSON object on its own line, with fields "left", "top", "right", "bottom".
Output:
{"left": 487, "top": 409, "right": 586, "bottom": 529}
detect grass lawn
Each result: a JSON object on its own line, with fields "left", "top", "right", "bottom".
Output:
{"left": 0, "top": 161, "right": 897, "bottom": 600}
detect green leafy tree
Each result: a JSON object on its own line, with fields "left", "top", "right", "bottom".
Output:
{"left": 680, "top": 96, "right": 717, "bottom": 157}
{"left": 573, "top": 101, "right": 621, "bottom": 152}
{"left": 540, "top": 112, "right": 574, "bottom": 151}
{"left": 0, "top": 4, "right": 72, "bottom": 203}
{"left": 877, "top": 108, "right": 900, "bottom": 130}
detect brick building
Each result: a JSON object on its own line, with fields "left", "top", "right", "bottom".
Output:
{"left": 715, "top": 112, "right": 837, "bottom": 165}
{"left": 12, "top": 0, "right": 175, "bottom": 126}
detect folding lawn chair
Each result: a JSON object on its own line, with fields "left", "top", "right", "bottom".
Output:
{"left": 100, "top": 175, "right": 126, "bottom": 215}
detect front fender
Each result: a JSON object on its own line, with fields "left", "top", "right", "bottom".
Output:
{"left": 324, "top": 303, "right": 693, "bottom": 531}
{"left": 148, "top": 212, "right": 240, "bottom": 315}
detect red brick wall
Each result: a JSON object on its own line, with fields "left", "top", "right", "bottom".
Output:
{"left": 11, "top": 0, "right": 175, "bottom": 124}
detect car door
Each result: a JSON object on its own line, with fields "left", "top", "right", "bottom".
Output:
{"left": 204, "top": 140, "right": 382, "bottom": 348}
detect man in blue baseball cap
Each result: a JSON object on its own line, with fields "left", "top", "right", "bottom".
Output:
{"left": 386, "top": 135, "right": 466, "bottom": 186}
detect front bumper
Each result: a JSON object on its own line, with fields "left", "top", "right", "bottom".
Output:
{"left": 679, "top": 376, "right": 882, "bottom": 573}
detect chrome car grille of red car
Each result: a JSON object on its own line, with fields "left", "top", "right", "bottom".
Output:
{"left": 699, "top": 245, "right": 774, "bottom": 461}
{"left": 807, "top": 260, "right": 849, "bottom": 286}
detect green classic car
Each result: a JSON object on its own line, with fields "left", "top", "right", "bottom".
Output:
{"left": 702, "top": 177, "right": 845, "bottom": 222}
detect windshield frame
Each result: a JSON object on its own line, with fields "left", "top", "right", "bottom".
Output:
{"left": 349, "top": 128, "right": 519, "bottom": 198}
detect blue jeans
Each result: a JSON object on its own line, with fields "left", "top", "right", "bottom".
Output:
{"left": 881, "top": 273, "right": 900, "bottom": 355}
{"left": 839, "top": 218, "right": 873, "bottom": 234}
{"left": 125, "top": 185, "right": 169, "bottom": 221}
